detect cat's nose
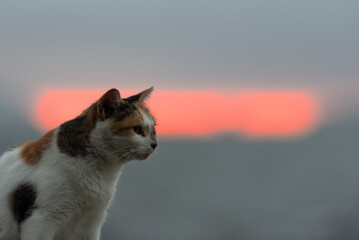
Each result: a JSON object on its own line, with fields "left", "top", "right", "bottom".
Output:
{"left": 151, "top": 143, "right": 157, "bottom": 150}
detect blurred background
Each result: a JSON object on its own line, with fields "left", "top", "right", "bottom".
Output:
{"left": 1, "top": 0, "right": 359, "bottom": 239}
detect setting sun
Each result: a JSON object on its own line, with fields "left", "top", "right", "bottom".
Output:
{"left": 33, "top": 89, "right": 319, "bottom": 138}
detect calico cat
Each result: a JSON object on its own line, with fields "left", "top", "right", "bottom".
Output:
{"left": 0, "top": 87, "right": 157, "bottom": 240}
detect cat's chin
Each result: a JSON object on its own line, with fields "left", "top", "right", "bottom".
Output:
{"left": 117, "top": 152, "right": 152, "bottom": 161}
{"left": 135, "top": 153, "right": 152, "bottom": 161}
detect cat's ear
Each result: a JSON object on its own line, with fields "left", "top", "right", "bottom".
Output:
{"left": 98, "top": 88, "right": 122, "bottom": 120}
{"left": 126, "top": 87, "right": 154, "bottom": 103}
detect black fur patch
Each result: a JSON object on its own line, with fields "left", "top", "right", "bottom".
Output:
{"left": 57, "top": 115, "right": 92, "bottom": 157}
{"left": 115, "top": 100, "right": 138, "bottom": 121}
{"left": 9, "top": 183, "right": 37, "bottom": 225}
{"left": 124, "top": 93, "right": 142, "bottom": 102}
{"left": 57, "top": 101, "right": 137, "bottom": 157}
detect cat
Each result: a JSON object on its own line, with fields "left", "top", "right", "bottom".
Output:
{"left": 0, "top": 87, "right": 157, "bottom": 240}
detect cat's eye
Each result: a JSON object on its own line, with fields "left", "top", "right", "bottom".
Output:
{"left": 133, "top": 126, "right": 142, "bottom": 135}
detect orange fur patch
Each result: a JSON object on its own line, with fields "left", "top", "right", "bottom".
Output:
{"left": 20, "top": 129, "right": 55, "bottom": 165}
{"left": 110, "top": 109, "right": 144, "bottom": 135}
{"left": 134, "top": 101, "right": 156, "bottom": 124}
{"left": 134, "top": 101, "right": 150, "bottom": 115}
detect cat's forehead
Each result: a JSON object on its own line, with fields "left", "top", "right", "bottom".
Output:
{"left": 109, "top": 100, "right": 155, "bottom": 135}
{"left": 120, "top": 100, "right": 154, "bottom": 123}
{"left": 133, "top": 101, "right": 156, "bottom": 126}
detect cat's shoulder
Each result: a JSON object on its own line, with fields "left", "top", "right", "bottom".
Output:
{"left": 0, "top": 129, "right": 57, "bottom": 166}
{"left": 19, "top": 129, "right": 56, "bottom": 165}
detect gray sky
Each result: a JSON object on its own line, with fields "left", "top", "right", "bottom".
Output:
{"left": 0, "top": 0, "right": 358, "bottom": 122}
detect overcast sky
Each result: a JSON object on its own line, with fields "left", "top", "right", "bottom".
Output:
{"left": 0, "top": 0, "right": 358, "bottom": 122}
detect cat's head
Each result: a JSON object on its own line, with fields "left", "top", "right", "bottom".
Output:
{"left": 89, "top": 87, "right": 157, "bottom": 162}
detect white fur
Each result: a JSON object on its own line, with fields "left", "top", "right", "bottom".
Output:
{"left": 0, "top": 114, "right": 156, "bottom": 240}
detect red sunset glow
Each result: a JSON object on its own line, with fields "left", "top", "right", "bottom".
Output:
{"left": 33, "top": 90, "right": 319, "bottom": 138}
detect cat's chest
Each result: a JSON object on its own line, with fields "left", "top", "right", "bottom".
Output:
{"left": 57, "top": 156, "right": 121, "bottom": 201}
{"left": 74, "top": 170, "right": 120, "bottom": 204}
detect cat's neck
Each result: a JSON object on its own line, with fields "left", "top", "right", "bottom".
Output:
{"left": 55, "top": 115, "right": 126, "bottom": 177}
